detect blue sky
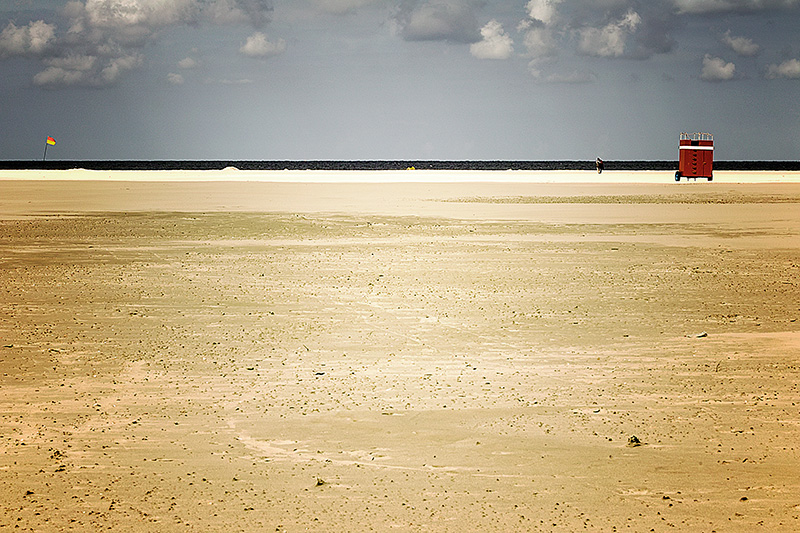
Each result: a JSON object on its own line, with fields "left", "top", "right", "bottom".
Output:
{"left": 2, "top": 0, "right": 800, "bottom": 160}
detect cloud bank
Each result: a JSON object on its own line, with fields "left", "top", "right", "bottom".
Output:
{"left": 577, "top": 10, "right": 641, "bottom": 58}
{"left": 2, "top": 0, "right": 276, "bottom": 88}
{"left": 3, "top": 0, "right": 799, "bottom": 90}
{"left": 0, "top": 20, "right": 56, "bottom": 58}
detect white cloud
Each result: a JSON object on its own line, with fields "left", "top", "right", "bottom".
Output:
{"left": 33, "top": 66, "right": 87, "bottom": 86}
{"left": 577, "top": 9, "right": 641, "bottom": 58}
{"left": 520, "top": 3, "right": 675, "bottom": 79}
{"left": 701, "top": 54, "right": 736, "bottom": 81}
{"left": 470, "top": 20, "right": 512, "bottom": 60}
{"left": 525, "top": 0, "right": 562, "bottom": 26}
{"left": 168, "top": 72, "right": 185, "bottom": 84}
{"left": 32, "top": 51, "right": 142, "bottom": 87}
{"left": 83, "top": 0, "right": 194, "bottom": 28}
{"left": 0, "top": 20, "right": 56, "bottom": 58}
{"left": 765, "top": 58, "right": 800, "bottom": 79}
{"left": 239, "top": 31, "right": 286, "bottom": 58}
{"left": 32, "top": 54, "right": 93, "bottom": 86}
{"left": 394, "top": 1, "right": 480, "bottom": 43}
{"left": 43, "top": 53, "right": 98, "bottom": 72}
{"left": 73, "top": 0, "right": 201, "bottom": 45}
{"left": 721, "top": 30, "right": 759, "bottom": 57}
{"left": 99, "top": 53, "right": 143, "bottom": 83}
{"left": 178, "top": 57, "right": 198, "bottom": 69}
{"left": 32, "top": 54, "right": 94, "bottom": 87}
{"left": 521, "top": 26, "right": 557, "bottom": 60}
{"left": 72, "top": 0, "right": 273, "bottom": 34}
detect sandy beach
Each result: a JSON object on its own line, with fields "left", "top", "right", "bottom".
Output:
{"left": 1, "top": 171, "right": 799, "bottom": 531}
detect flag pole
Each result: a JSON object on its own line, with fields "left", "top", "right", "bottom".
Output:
{"left": 43, "top": 137, "right": 55, "bottom": 161}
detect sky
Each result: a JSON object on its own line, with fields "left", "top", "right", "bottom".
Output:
{"left": 1, "top": 0, "right": 800, "bottom": 161}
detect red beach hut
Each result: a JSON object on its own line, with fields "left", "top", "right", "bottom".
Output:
{"left": 675, "top": 132, "right": 713, "bottom": 181}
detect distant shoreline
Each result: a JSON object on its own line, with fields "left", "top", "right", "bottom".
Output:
{"left": 2, "top": 160, "right": 800, "bottom": 171}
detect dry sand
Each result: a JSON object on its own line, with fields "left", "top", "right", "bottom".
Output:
{"left": 1, "top": 172, "right": 799, "bottom": 531}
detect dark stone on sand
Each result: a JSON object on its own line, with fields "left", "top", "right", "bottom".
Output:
{"left": 627, "top": 436, "right": 643, "bottom": 447}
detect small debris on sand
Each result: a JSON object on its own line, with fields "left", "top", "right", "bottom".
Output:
{"left": 627, "top": 436, "right": 643, "bottom": 447}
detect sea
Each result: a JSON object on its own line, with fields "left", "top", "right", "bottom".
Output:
{"left": 2, "top": 160, "right": 800, "bottom": 171}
